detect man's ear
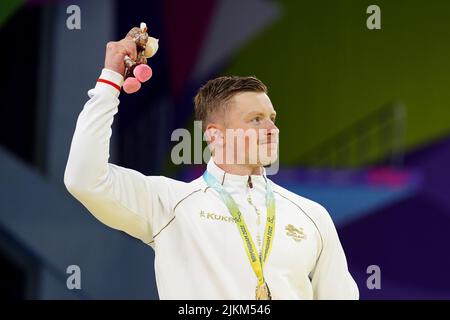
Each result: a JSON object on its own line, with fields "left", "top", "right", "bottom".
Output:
{"left": 205, "top": 123, "right": 223, "bottom": 144}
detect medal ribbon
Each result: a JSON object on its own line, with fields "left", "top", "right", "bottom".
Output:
{"left": 203, "top": 171, "right": 275, "bottom": 286}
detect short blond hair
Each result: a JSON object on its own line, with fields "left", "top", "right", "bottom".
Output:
{"left": 194, "top": 76, "right": 268, "bottom": 131}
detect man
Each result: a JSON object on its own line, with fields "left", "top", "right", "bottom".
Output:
{"left": 64, "top": 35, "right": 359, "bottom": 300}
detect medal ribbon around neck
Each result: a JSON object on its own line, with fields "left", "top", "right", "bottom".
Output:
{"left": 203, "top": 171, "right": 276, "bottom": 288}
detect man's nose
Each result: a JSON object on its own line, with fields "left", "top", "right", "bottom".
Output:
{"left": 258, "top": 121, "right": 279, "bottom": 142}
{"left": 265, "top": 119, "right": 279, "bottom": 135}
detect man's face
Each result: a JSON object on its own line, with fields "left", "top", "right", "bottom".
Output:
{"left": 207, "top": 91, "right": 279, "bottom": 167}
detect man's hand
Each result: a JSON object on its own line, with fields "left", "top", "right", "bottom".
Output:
{"left": 104, "top": 37, "right": 137, "bottom": 76}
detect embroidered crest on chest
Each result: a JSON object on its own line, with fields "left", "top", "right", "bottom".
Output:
{"left": 285, "top": 224, "right": 307, "bottom": 242}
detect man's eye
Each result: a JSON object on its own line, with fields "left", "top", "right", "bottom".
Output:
{"left": 251, "top": 117, "right": 261, "bottom": 124}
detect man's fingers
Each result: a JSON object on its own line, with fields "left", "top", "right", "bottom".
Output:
{"left": 104, "top": 37, "right": 139, "bottom": 76}
{"left": 106, "top": 40, "right": 136, "bottom": 61}
{"left": 120, "top": 38, "right": 137, "bottom": 61}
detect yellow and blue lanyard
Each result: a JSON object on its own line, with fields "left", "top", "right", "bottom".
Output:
{"left": 203, "top": 171, "right": 275, "bottom": 286}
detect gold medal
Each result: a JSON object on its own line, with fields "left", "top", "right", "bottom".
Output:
{"left": 255, "top": 282, "right": 272, "bottom": 300}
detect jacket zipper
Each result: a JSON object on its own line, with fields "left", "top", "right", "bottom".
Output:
{"left": 246, "top": 175, "right": 262, "bottom": 257}
{"left": 247, "top": 176, "right": 253, "bottom": 189}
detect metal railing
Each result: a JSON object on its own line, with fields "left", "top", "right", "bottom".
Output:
{"left": 297, "top": 102, "right": 406, "bottom": 168}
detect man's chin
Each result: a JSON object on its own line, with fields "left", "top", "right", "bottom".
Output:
{"left": 258, "top": 154, "right": 278, "bottom": 167}
{"left": 257, "top": 143, "right": 278, "bottom": 166}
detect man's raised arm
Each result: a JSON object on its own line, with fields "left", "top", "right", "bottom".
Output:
{"left": 64, "top": 37, "right": 168, "bottom": 244}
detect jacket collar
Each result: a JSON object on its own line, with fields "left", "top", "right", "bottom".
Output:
{"left": 206, "top": 158, "right": 267, "bottom": 189}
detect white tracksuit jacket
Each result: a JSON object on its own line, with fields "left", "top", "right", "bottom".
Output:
{"left": 64, "top": 68, "right": 359, "bottom": 300}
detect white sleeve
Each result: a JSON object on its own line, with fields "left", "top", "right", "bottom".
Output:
{"left": 64, "top": 68, "right": 168, "bottom": 244}
{"left": 309, "top": 203, "right": 359, "bottom": 300}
